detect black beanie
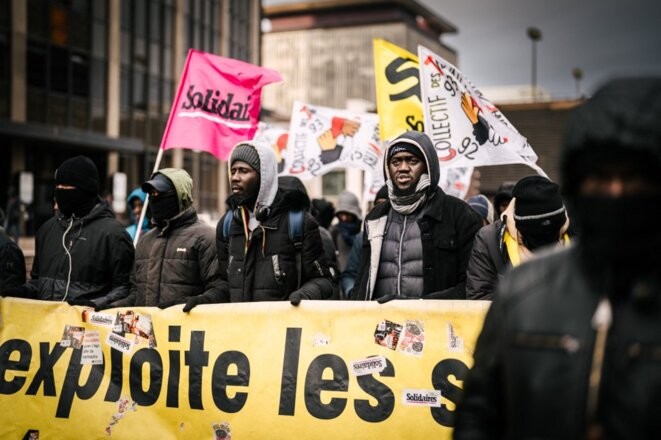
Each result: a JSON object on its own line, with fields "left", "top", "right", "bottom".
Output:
{"left": 513, "top": 175, "right": 566, "bottom": 249}
{"left": 387, "top": 142, "right": 424, "bottom": 163}
{"left": 55, "top": 156, "right": 100, "bottom": 195}
{"left": 230, "top": 144, "right": 261, "bottom": 173}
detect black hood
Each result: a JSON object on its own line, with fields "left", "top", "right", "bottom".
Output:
{"left": 383, "top": 131, "right": 440, "bottom": 191}
{"left": 276, "top": 176, "right": 310, "bottom": 212}
{"left": 561, "top": 77, "right": 661, "bottom": 197}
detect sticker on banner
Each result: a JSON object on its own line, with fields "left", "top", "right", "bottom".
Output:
{"left": 212, "top": 421, "right": 232, "bottom": 440}
{"left": 59, "top": 325, "right": 85, "bottom": 349}
{"left": 80, "top": 330, "right": 103, "bottom": 365}
{"left": 350, "top": 356, "right": 387, "bottom": 376}
{"left": 397, "top": 320, "right": 425, "bottom": 356}
{"left": 106, "top": 332, "right": 133, "bottom": 354}
{"left": 402, "top": 389, "right": 442, "bottom": 407}
{"left": 374, "top": 319, "right": 403, "bottom": 350}
{"left": 105, "top": 396, "right": 137, "bottom": 436}
{"left": 312, "top": 332, "right": 331, "bottom": 347}
{"left": 82, "top": 309, "right": 116, "bottom": 328}
{"left": 447, "top": 323, "right": 464, "bottom": 352}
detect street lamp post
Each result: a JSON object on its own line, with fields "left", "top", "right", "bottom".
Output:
{"left": 527, "top": 27, "right": 542, "bottom": 102}
{"left": 572, "top": 67, "right": 584, "bottom": 99}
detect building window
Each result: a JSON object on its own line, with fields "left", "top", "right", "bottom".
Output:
{"left": 228, "top": 0, "right": 252, "bottom": 61}
{"left": 25, "top": 0, "right": 107, "bottom": 131}
{"left": 323, "top": 170, "right": 346, "bottom": 196}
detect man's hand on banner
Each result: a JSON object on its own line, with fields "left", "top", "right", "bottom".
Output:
{"left": 341, "top": 120, "right": 361, "bottom": 137}
{"left": 317, "top": 130, "right": 337, "bottom": 151}
{"left": 461, "top": 92, "right": 480, "bottom": 125}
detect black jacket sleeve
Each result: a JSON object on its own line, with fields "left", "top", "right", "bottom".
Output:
{"left": 465, "top": 224, "right": 500, "bottom": 300}
{"left": 293, "top": 214, "right": 334, "bottom": 300}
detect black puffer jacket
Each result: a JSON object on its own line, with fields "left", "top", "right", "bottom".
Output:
{"left": 25, "top": 201, "right": 134, "bottom": 307}
{"left": 217, "top": 189, "right": 333, "bottom": 302}
{"left": 113, "top": 207, "right": 222, "bottom": 307}
{"left": 454, "top": 248, "right": 661, "bottom": 439}
{"left": 352, "top": 131, "right": 482, "bottom": 300}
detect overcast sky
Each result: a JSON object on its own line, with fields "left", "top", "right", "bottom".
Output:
{"left": 264, "top": 0, "right": 661, "bottom": 100}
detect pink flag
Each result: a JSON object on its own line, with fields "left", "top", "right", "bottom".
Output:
{"left": 160, "top": 49, "right": 282, "bottom": 160}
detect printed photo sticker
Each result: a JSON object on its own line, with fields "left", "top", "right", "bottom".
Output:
{"left": 80, "top": 330, "right": 103, "bottom": 365}
{"left": 397, "top": 320, "right": 425, "bottom": 357}
{"left": 59, "top": 325, "right": 85, "bottom": 349}
{"left": 374, "top": 319, "right": 403, "bottom": 350}
{"left": 212, "top": 421, "right": 231, "bottom": 440}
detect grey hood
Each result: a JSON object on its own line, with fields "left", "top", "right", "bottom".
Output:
{"left": 383, "top": 131, "right": 440, "bottom": 192}
{"left": 227, "top": 140, "right": 278, "bottom": 213}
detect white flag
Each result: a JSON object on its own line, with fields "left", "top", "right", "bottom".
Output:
{"left": 418, "top": 45, "right": 546, "bottom": 176}
{"left": 253, "top": 123, "right": 289, "bottom": 175}
{"left": 284, "top": 101, "right": 382, "bottom": 180}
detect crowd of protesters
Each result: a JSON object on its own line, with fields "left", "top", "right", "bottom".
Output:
{"left": 1, "top": 78, "right": 660, "bottom": 438}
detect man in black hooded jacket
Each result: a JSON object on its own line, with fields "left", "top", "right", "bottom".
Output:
{"left": 351, "top": 131, "right": 482, "bottom": 301}
{"left": 454, "top": 78, "right": 661, "bottom": 439}
{"left": 6, "top": 156, "right": 134, "bottom": 308}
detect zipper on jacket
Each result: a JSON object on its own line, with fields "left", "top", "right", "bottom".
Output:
{"left": 396, "top": 215, "right": 407, "bottom": 296}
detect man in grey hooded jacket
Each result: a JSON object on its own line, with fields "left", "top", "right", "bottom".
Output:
{"left": 352, "top": 131, "right": 482, "bottom": 301}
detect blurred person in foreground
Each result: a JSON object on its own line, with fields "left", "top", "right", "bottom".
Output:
{"left": 454, "top": 78, "right": 661, "bottom": 439}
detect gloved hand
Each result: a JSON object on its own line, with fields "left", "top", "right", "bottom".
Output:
{"left": 183, "top": 296, "right": 204, "bottom": 313}
{"left": 377, "top": 294, "right": 417, "bottom": 304}
{"left": 289, "top": 290, "right": 311, "bottom": 306}
{"left": 157, "top": 299, "right": 185, "bottom": 309}
{"left": 67, "top": 297, "right": 100, "bottom": 311}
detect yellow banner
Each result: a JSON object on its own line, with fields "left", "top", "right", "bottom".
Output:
{"left": 0, "top": 298, "right": 489, "bottom": 439}
{"left": 373, "top": 39, "right": 425, "bottom": 142}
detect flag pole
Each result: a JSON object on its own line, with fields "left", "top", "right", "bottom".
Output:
{"left": 133, "top": 147, "right": 164, "bottom": 246}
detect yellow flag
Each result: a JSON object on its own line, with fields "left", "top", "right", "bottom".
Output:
{"left": 373, "top": 39, "right": 425, "bottom": 142}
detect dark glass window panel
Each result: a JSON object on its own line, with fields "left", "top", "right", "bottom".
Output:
{"left": 120, "top": 67, "right": 130, "bottom": 110}
{"left": 148, "top": 75, "right": 160, "bottom": 115}
{"left": 90, "top": 57, "right": 106, "bottom": 102}
{"left": 91, "top": 100, "right": 106, "bottom": 133}
{"left": 134, "top": 0, "right": 146, "bottom": 37}
{"left": 150, "top": 117, "right": 164, "bottom": 147}
{"left": 28, "top": 0, "right": 49, "bottom": 40}
{"left": 120, "top": 113, "right": 131, "bottom": 137}
{"left": 162, "top": 79, "right": 173, "bottom": 114}
{"left": 49, "top": 46, "right": 69, "bottom": 93}
{"left": 0, "top": 0, "right": 10, "bottom": 29}
{"left": 92, "top": 0, "right": 106, "bottom": 21}
{"left": 134, "top": 37, "right": 147, "bottom": 67}
{"left": 26, "top": 88, "right": 47, "bottom": 123}
{"left": 48, "top": 93, "right": 67, "bottom": 125}
{"left": 149, "top": 42, "right": 160, "bottom": 75}
{"left": 149, "top": 0, "right": 161, "bottom": 41}
{"left": 133, "top": 110, "right": 146, "bottom": 139}
{"left": 132, "top": 69, "right": 146, "bottom": 110}
{"left": 120, "top": 0, "right": 131, "bottom": 30}
{"left": 92, "top": 22, "right": 106, "bottom": 58}
{"left": 163, "top": 7, "right": 173, "bottom": 46}
{"left": 27, "top": 41, "right": 47, "bottom": 88}
{"left": 162, "top": 46, "right": 172, "bottom": 80}
{"left": 71, "top": 52, "right": 89, "bottom": 97}
{"left": 71, "top": 97, "right": 89, "bottom": 130}
{"left": 120, "top": 32, "right": 130, "bottom": 65}
{"left": 0, "top": 82, "right": 8, "bottom": 119}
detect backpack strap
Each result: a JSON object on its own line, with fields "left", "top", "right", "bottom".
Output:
{"left": 288, "top": 210, "right": 304, "bottom": 289}
{"left": 222, "top": 211, "right": 233, "bottom": 241}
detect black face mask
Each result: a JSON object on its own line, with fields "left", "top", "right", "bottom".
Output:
{"left": 572, "top": 194, "right": 661, "bottom": 297}
{"left": 55, "top": 188, "right": 97, "bottom": 218}
{"left": 149, "top": 191, "right": 180, "bottom": 225}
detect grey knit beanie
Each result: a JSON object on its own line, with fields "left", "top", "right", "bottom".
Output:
{"left": 230, "top": 144, "right": 261, "bottom": 174}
